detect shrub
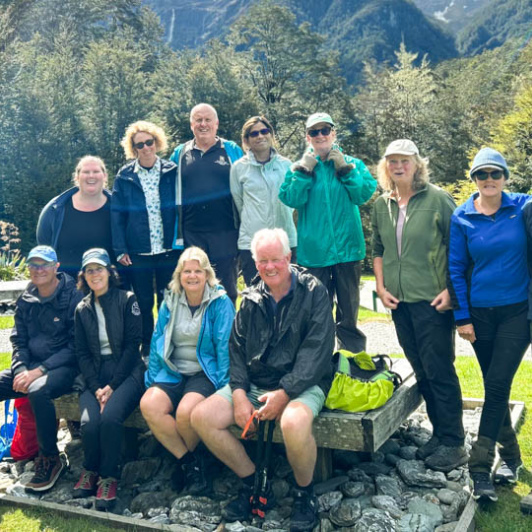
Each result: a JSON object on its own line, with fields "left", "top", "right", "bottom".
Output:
{"left": 0, "top": 221, "right": 29, "bottom": 281}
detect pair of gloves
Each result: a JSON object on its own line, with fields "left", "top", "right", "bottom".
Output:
{"left": 299, "top": 149, "right": 348, "bottom": 175}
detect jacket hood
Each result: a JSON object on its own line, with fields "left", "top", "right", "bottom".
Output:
{"left": 163, "top": 283, "right": 227, "bottom": 309}
{"left": 48, "top": 186, "right": 112, "bottom": 209}
{"left": 22, "top": 272, "right": 77, "bottom": 305}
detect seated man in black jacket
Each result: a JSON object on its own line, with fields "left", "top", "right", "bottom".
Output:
{"left": 192, "top": 228, "right": 335, "bottom": 531}
{"left": 0, "top": 246, "right": 82, "bottom": 492}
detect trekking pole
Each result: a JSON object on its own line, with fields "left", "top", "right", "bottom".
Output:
{"left": 253, "top": 419, "right": 275, "bottom": 518}
{"left": 250, "top": 417, "right": 265, "bottom": 515}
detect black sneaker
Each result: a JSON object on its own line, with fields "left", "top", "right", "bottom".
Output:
{"left": 471, "top": 472, "right": 498, "bottom": 502}
{"left": 494, "top": 459, "right": 522, "bottom": 485}
{"left": 424, "top": 445, "right": 468, "bottom": 473}
{"left": 290, "top": 488, "right": 319, "bottom": 532}
{"left": 25, "top": 455, "right": 64, "bottom": 492}
{"left": 222, "top": 483, "right": 253, "bottom": 522}
{"left": 183, "top": 454, "right": 209, "bottom": 496}
{"left": 520, "top": 489, "right": 532, "bottom": 515}
{"left": 416, "top": 436, "right": 440, "bottom": 460}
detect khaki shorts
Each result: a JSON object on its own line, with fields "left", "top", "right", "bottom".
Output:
{"left": 216, "top": 383, "right": 325, "bottom": 418}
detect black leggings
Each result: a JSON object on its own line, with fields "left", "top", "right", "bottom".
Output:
{"left": 471, "top": 301, "right": 529, "bottom": 443}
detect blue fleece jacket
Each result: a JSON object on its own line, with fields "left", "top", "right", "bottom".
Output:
{"left": 448, "top": 191, "right": 530, "bottom": 323}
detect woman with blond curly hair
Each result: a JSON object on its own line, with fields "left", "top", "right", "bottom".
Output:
{"left": 112, "top": 121, "right": 181, "bottom": 357}
{"left": 371, "top": 139, "right": 466, "bottom": 473}
{"left": 140, "top": 246, "right": 234, "bottom": 494}
{"left": 37, "top": 156, "right": 113, "bottom": 279}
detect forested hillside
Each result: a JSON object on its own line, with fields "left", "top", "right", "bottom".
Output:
{"left": 1, "top": 0, "right": 531, "bottom": 252}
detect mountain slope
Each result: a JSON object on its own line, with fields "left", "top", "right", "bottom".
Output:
{"left": 145, "top": 0, "right": 458, "bottom": 84}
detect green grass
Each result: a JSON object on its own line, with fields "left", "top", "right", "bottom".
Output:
{"left": 358, "top": 307, "right": 389, "bottom": 322}
{"left": 0, "top": 316, "right": 14, "bottom": 330}
{"left": 0, "top": 507, "right": 126, "bottom": 531}
{"left": 0, "top": 353, "right": 10, "bottom": 371}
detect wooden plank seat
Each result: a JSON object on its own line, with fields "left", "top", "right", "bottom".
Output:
{"left": 54, "top": 358, "right": 421, "bottom": 480}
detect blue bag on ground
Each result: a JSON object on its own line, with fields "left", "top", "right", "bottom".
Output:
{"left": 0, "top": 399, "right": 18, "bottom": 460}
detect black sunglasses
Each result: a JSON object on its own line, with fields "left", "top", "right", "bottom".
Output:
{"left": 473, "top": 169, "right": 504, "bottom": 180}
{"left": 248, "top": 128, "right": 271, "bottom": 138}
{"left": 133, "top": 138, "right": 155, "bottom": 150}
{"left": 307, "top": 126, "right": 332, "bottom": 138}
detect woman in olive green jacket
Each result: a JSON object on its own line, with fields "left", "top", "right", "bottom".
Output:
{"left": 372, "top": 139, "right": 466, "bottom": 474}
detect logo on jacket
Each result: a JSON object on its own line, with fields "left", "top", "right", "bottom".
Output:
{"left": 214, "top": 156, "right": 229, "bottom": 166}
{"left": 132, "top": 302, "right": 141, "bottom": 316}
{"left": 53, "top": 317, "right": 60, "bottom": 322}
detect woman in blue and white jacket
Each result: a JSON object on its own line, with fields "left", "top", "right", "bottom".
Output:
{"left": 448, "top": 147, "right": 530, "bottom": 501}
{"left": 140, "top": 246, "right": 234, "bottom": 494}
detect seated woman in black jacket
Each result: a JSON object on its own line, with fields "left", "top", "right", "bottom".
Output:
{"left": 73, "top": 248, "right": 145, "bottom": 510}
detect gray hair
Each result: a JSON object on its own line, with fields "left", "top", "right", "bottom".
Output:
{"left": 190, "top": 103, "right": 218, "bottom": 122}
{"left": 251, "top": 228, "right": 290, "bottom": 260}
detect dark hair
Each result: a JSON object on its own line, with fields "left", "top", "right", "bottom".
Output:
{"left": 241, "top": 115, "right": 279, "bottom": 152}
{"left": 77, "top": 265, "right": 121, "bottom": 295}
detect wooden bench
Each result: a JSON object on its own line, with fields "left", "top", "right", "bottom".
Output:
{"left": 54, "top": 358, "right": 421, "bottom": 480}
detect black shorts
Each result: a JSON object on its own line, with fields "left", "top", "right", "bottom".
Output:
{"left": 152, "top": 372, "right": 215, "bottom": 411}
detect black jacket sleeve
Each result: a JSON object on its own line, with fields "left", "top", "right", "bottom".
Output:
{"left": 109, "top": 294, "right": 142, "bottom": 390}
{"left": 279, "top": 283, "right": 335, "bottom": 398}
{"left": 228, "top": 298, "right": 251, "bottom": 393}
{"left": 75, "top": 307, "right": 100, "bottom": 393}
{"left": 10, "top": 300, "right": 30, "bottom": 374}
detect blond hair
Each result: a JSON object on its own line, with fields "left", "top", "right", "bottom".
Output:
{"left": 376, "top": 153, "right": 430, "bottom": 191}
{"left": 168, "top": 247, "right": 219, "bottom": 294}
{"left": 120, "top": 120, "right": 168, "bottom": 160}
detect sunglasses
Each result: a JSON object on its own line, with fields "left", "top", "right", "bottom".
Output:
{"left": 473, "top": 169, "right": 504, "bottom": 180}
{"left": 308, "top": 126, "right": 332, "bottom": 138}
{"left": 133, "top": 138, "right": 155, "bottom": 150}
{"left": 248, "top": 128, "right": 271, "bottom": 138}
{"left": 28, "top": 262, "right": 55, "bottom": 271}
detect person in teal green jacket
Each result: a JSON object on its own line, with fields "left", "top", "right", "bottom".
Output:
{"left": 279, "top": 113, "right": 376, "bottom": 352}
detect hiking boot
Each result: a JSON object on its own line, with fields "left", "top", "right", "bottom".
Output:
{"left": 471, "top": 472, "right": 498, "bottom": 502}
{"left": 73, "top": 469, "right": 98, "bottom": 498}
{"left": 494, "top": 459, "right": 522, "bottom": 485}
{"left": 520, "top": 489, "right": 532, "bottom": 515}
{"left": 171, "top": 463, "right": 186, "bottom": 493}
{"left": 25, "top": 455, "right": 64, "bottom": 492}
{"left": 183, "top": 454, "right": 209, "bottom": 496}
{"left": 290, "top": 488, "right": 319, "bottom": 532}
{"left": 222, "top": 483, "right": 253, "bottom": 522}
{"left": 95, "top": 477, "right": 118, "bottom": 511}
{"left": 425, "top": 445, "right": 468, "bottom": 473}
{"left": 416, "top": 436, "right": 440, "bottom": 460}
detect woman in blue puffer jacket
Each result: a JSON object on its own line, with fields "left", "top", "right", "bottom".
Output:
{"left": 140, "top": 246, "right": 234, "bottom": 494}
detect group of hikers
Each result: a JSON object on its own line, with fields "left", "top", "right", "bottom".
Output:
{"left": 1, "top": 103, "right": 531, "bottom": 528}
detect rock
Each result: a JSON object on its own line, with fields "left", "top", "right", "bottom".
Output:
{"left": 375, "top": 474, "right": 402, "bottom": 499}
{"left": 423, "top": 493, "right": 440, "bottom": 505}
{"left": 379, "top": 439, "right": 401, "bottom": 455}
{"left": 445, "top": 481, "right": 463, "bottom": 493}
{"left": 148, "top": 514, "right": 170, "bottom": 524}
{"left": 399, "top": 446, "right": 418, "bottom": 461}
{"left": 271, "top": 479, "right": 290, "bottom": 500}
{"left": 347, "top": 469, "right": 373, "bottom": 484}
{"left": 262, "top": 520, "right": 283, "bottom": 530}
{"left": 397, "top": 460, "right": 447, "bottom": 489}
{"left": 138, "top": 433, "right": 163, "bottom": 458}
{"left": 137, "top": 479, "right": 171, "bottom": 493}
{"left": 0, "top": 462, "right": 11, "bottom": 474}
{"left": 397, "top": 513, "right": 435, "bottom": 532}
{"left": 131, "top": 512, "right": 144, "bottom": 519}
{"left": 437, "top": 489, "right": 458, "bottom": 506}
{"left": 371, "top": 495, "right": 404, "bottom": 519}
{"left": 407, "top": 497, "right": 444, "bottom": 529}
{"left": 6, "top": 483, "right": 39, "bottom": 499}
{"left": 341, "top": 481, "right": 366, "bottom": 498}
{"left": 440, "top": 503, "right": 458, "bottom": 523}
{"left": 65, "top": 498, "right": 94, "bottom": 509}
{"left": 371, "top": 452, "right": 385, "bottom": 464}
{"left": 357, "top": 462, "right": 392, "bottom": 477}
{"left": 273, "top": 458, "right": 292, "bottom": 479}
{"left": 386, "top": 454, "right": 402, "bottom": 466}
{"left": 41, "top": 485, "right": 73, "bottom": 503}
{"left": 131, "top": 490, "right": 174, "bottom": 514}
{"left": 446, "top": 469, "right": 464, "bottom": 482}
{"left": 329, "top": 498, "right": 362, "bottom": 527}
{"left": 435, "top": 522, "right": 459, "bottom": 531}
{"left": 121, "top": 458, "right": 161, "bottom": 487}
{"left": 315, "top": 475, "right": 349, "bottom": 495}
{"left": 357, "top": 495, "right": 375, "bottom": 510}
{"left": 353, "top": 508, "right": 397, "bottom": 531}
{"left": 147, "top": 506, "right": 170, "bottom": 518}
{"left": 224, "top": 522, "right": 246, "bottom": 532}
{"left": 170, "top": 496, "right": 222, "bottom": 526}
{"left": 334, "top": 450, "right": 361, "bottom": 469}
{"left": 167, "top": 525, "right": 203, "bottom": 532}
{"left": 319, "top": 517, "right": 335, "bottom": 532}
{"left": 318, "top": 490, "right": 343, "bottom": 512}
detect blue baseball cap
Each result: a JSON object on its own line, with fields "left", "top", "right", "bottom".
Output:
{"left": 27, "top": 246, "right": 57, "bottom": 263}
{"left": 82, "top": 248, "right": 111, "bottom": 269}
